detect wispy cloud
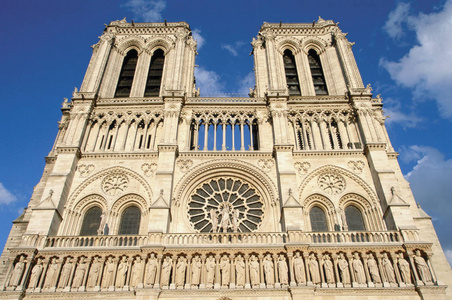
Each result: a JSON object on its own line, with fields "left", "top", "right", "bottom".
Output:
{"left": 195, "top": 67, "right": 225, "bottom": 96}
{"left": 192, "top": 29, "right": 205, "bottom": 50}
{"left": 383, "top": 2, "right": 411, "bottom": 40}
{"left": 236, "top": 72, "right": 255, "bottom": 96}
{"left": 382, "top": 97, "right": 422, "bottom": 129}
{"left": 0, "top": 183, "right": 17, "bottom": 205}
{"left": 381, "top": 0, "right": 452, "bottom": 119}
{"left": 445, "top": 249, "right": 452, "bottom": 267}
{"left": 123, "top": 0, "right": 166, "bottom": 22}
{"left": 221, "top": 41, "right": 245, "bottom": 57}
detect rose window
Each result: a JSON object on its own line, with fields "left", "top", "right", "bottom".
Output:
{"left": 317, "top": 173, "right": 346, "bottom": 195}
{"left": 187, "top": 177, "right": 264, "bottom": 233}
{"left": 102, "top": 173, "right": 128, "bottom": 196}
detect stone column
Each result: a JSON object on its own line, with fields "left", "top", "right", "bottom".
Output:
{"left": 154, "top": 255, "right": 162, "bottom": 289}
{"left": 214, "top": 255, "right": 221, "bottom": 289}
{"left": 258, "top": 254, "right": 265, "bottom": 288}
{"left": 273, "top": 254, "right": 280, "bottom": 288}
{"left": 319, "top": 254, "right": 327, "bottom": 288}
{"left": 244, "top": 254, "right": 250, "bottom": 289}
{"left": 408, "top": 254, "right": 422, "bottom": 286}
{"left": 376, "top": 254, "right": 389, "bottom": 287}
{"left": 288, "top": 252, "right": 296, "bottom": 287}
{"left": 346, "top": 254, "right": 356, "bottom": 286}
{"left": 17, "top": 255, "right": 33, "bottom": 292}
{"left": 138, "top": 255, "right": 146, "bottom": 289}
{"left": 170, "top": 258, "right": 177, "bottom": 289}
{"left": 95, "top": 257, "right": 105, "bottom": 291}
{"left": 303, "top": 253, "right": 311, "bottom": 285}
{"left": 49, "top": 258, "right": 63, "bottom": 292}
{"left": 199, "top": 255, "right": 206, "bottom": 289}
{"left": 390, "top": 252, "right": 403, "bottom": 287}
{"left": 36, "top": 258, "right": 50, "bottom": 293}
{"left": 426, "top": 254, "right": 438, "bottom": 285}
{"left": 362, "top": 254, "right": 372, "bottom": 287}
{"left": 230, "top": 254, "right": 235, "bottom": 289}
{"left": 109, "top": 258, "right": 119, "bottom": 291}
{"left": 332, "top": 254, "right": 342, "bottom": 288}
{"left": 185, "top": 255, "right": 192, "bottom": 289}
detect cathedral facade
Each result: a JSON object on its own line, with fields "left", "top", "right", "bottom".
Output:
{"left": 0, "top": 18, "right": 450, "bottom": 300}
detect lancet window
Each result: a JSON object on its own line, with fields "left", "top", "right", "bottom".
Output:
{"left": 188, "top": 111, "right": 259, "bottom": 151}
{"left": 119, "top": 206, "right": 141, "bottom": 235}
{"left": 308, "top": 49, "right": 328, "bottom": 95}
{"left": 283, "top": 50, "right": 301, "bottom": 96}
{"left": 145, "top": 49, "right": 165, "bottom": 97}
{"left": 309, "top": 206, "right": 328, "bottom": 232}
{"left": 345, "top": 205, "right": 366, "bottom": 231}
{"left": 115, "top": 49, "right": 138, "bottom": 98}
{"left": 288, "top": 108, "right": 362, "bottom": 151}
{"left": 79, "top": 206, "right": 102, "bottom": 236}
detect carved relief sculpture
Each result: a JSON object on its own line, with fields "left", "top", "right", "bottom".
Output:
{"left": 102, "top": 257, "right": 116, "bottom": 288}
{"left": 235, "top": 255, "right": 245, "bottom": 287}
{"left": 87, "top": 257, "right": 101, "bottom": 288}
{"left": 8, "top": 255, "right": 25, "bottom": 288}
{"left": 130, "top": 256, "right": 143, "bottom": 288}
{"left": 382, "top": 253, "right": 396, "bottom": 284}
{"left": 367, "top": 254, "right": 381, "bottom": 284}
{"left": 72, "top": 257, "right": 87, "bottom": 288}
{"left": 43, "top": 258, "right": 58, "bottom": 289}
{"left": 58, "top": 258, "right": 72, "bottom": 288}
{"left": 175, "top": 257, "right": 187, "bottom": 288}
{"left": 323, "top": 254, "right": 335, "bottom": 284}
{"left": 309, "top": 254, "right": 321, "bottom": 285}
{"left": 293, "top": 252, "right": 306, "bottom": 284}
{"left": 191, "top": 255, "right": 201, "bottom": 287}
{"left": 160, "top": 256, "right": 172, "bottom": 287}
{"left": 115, "top": 256, "right": 129, "bottom": 288}
{"left": 220, "top": 255, "right": 230, "bottom": 287}
{"left": 249, "top": 255, "right": 260, "bottom": 287}
{"left": 146, "top": 254, "right": 158, "bottom": 286}
{"left": 398, "top": 254, "right": 412, "bottom": 284}
{"left": 278, "top": 254, "right": 289, "bottom": 285}
{"left": 352, "top": 252, "right": 366, "bottom": 284}
{"left": 338, "top": 253, "right": 350, "bottom": 284}
{"left": 263, "top": 254, "right": 274, "bottom": 286}
{"left": 414, "top": 250, "right": 433, "bottom": 283}
{"left": 28, "top": 258, "right": 43, "bottom": 289}
{"left": 205, "top": 255, "right": 216, "bottom": 287}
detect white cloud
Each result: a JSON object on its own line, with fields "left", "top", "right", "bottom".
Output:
{"left": 381, "top": 0, "right": 452, "bottom": 119}
{"left": 195, "top": 67, "right": 225, "bottom": 96}
{"left": 192, "top": 29, "right": 205, "bottom": 50}
{"left": 383, "top": 97, "right": 422, "bottom": 128}
{"left": 221, "top": 41, "right": 245, "bottom": 57}
{"left": 0, "top": 183, "right": 17, "bottom": 205}
{"left": 383, "top": 2, "right": 411, "bottom": 39}
{"left": 445, "top": 249, "right": 452, "bottom": 267}
{"left": 236, "top": 72, "right": 255, "bottom": 96}
{"left": 123, "top": 0, "right": 166, "bottom": 22}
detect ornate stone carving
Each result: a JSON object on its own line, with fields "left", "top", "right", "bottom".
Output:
{"left": 309, "top": 253, "right": 321, "bottom": 285}
{"left": 191, "top": 255, "right": 202, "bottom": 287}
{"left": 72, "top": 257, "right": 87, "bottom": 289}
{"left": 160, "top": 256, "right": 172, "bottom": 287}
{"left": 175, "top": 256, "right": 187, "bottom": 288}
{"left": 43, "top": 258, "right": 58, "bottom": 288}
{"left": 348, "top": 160, "right": 365, "bottom": 174}
{"left": 29, "top": 258, "right": 43, "bottom": 289}
{"left": 367, "top": 254, "right": 381, "bottom": 284}
{"left": 278, "top": 254, "right": 289, "bottom": 285}
{"left": 205, "top": 255, "right": 216, "bottom": 287}
{"left": 317, "top": 172, "right": 346, "bottom": 195}
{"left": 414, "top": 250, "right": 433, "bottom": 283}
{"left": 177, "top": 159, "right": 193, "bottom": 173}
{"left": 293, "top": 252, "right": 306, "bottom": 284}
{"left": 398, "top": 254, "right": 412, "bottom": 284}
{"left": 323, "top": 254, "right": 334, "bottom": 284}
{"left": 58, "top": 258, "right": 72, "bottom": 288}
{"left": 294, "top": 161, "right": 311, "bottom": 174}
{"left": 219, "top": 255, "right": 230, "bottom": 287}
{"left": 115, "top": 256, "right": 128, "bottom": 288}
{"left": 101, "top": 173, "right": 129, "bottom": 196}
{"left": 263, "top": 254, "right": 274, "bottom": 286}
{"left": 141, "top": 163, "right": 157, "bottom": 177}
{"left": 235, "top": 254, "right": 246, "bottom": 287}
{"left": 146, "top": 254, "right": 158, "bottom": 286}
{"left": 249, "top": 255, "right": 260, "bottom": 287}
{"left": 78, "top": 164, "right": 95, "bottom": 177}
{"left": 8, "top": 255, "right": 25, "bottom": 288}
{"left": 382, "top": 253, "right": 396, "bottom": 284}
{"left": 352, "top": 252, "right": 366, "bottom": 284}
{"left": 257, "top": 158, "right": 274, "bottom": 173}
{"left": 338, "top": 253, "right": 350, "bottom": 284}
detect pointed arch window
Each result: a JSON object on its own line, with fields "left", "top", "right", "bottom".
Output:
{"left": 115, "top": 49, "right": 138, "bottom": 98}
{"left": 145, "top": 49, "right": 165, "bottom": 97}
{"left": 308, "top": 49, "right": 328, "bottom": 95}
{"left": 80, "top": 206, "right": 102, "bottom": 236}
{"left": 310, "top": 206, "right": 328, "bottom": 231}
{"left": 283, "top": 50, "right": 301, "bottom": 96}
{"left": 345, "top": 205, "right": 365, "bottom": 231}
{"left": 118, "top": 206, "right": 141, "bottom": 235}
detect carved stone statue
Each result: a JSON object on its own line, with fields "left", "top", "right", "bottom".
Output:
{"left": 235, "top": 255, "right": 245, "bottom": 287}
{"left": 102, "top": 257, "right": 116, "bottom": 288}
{"left": 146, "top": 254, "right": 158, "bottom": 286}
{"left": 220, "top": 204, "right": 231, "bottom": 233}
{"left": 263, "top": 254, "right": 274, "bottom": 286}
{"left": 278, "top": 255, "right": 289, "bottom": 285}
{"left": 191, "top": 255, "right": 202, "bottom": 286}
{"left": 87, "top": 257, "right": 101, "bottom": 288}
{"left": 29, "top": 258, "right": 43, "bottom": 289}
{"left": 115, "top": 256, "right": 129, "bottom": 288}
{"left": 382, "top": 253, "right": 396, "bottom": 283}
{"left": 414, "top": 250, "right": 432, "bottom": 283}
{"left": 160, "top": 256, "right": 172, "bottom": 287}
{"left": 72, "top": 257, "right": 87, "bottom": 288}
{"left": 205, "top": 255, "right": 216, "bottom": 287}
{"left": 98, "top": 211, "right": 107, "bottom": 235}
{"left": 43, "top": 258, "right": 58, "bottom": 288}
{"left": 175, "top": 257, "right": 187, "bottom": 287}
{"left": 323, "top": 255, "right": 334, "bottom": 284}
{"left": 367, "top": 254, "right": 381, "bottom": 283}
{"left": 210, "top": 209, "right": 218, "bottom": 233}
{"left": 352, "top": 253, "right": 366, "bottom": 284}
{"left": 309, "top": 254, "right": 320, "bottom": 284}
{"left": 338, "top": 253, "right": 350, "bottom": 284}
{"left": 220, "top": 255, "right": 230, "bottom": 286}
{"left": 232, "top": 209, "right": 240, "bottom": 233}
{"left": 9, "top": 255, "right": 25, "bottom": 288}
{"left": 130, "top": 256, "right": 142, "bottom": 288}
{"left": 293, "top": 252, "right": 305, "bottom": 284}
{"left": 249, "top": 255, "right": 260, "bottom": 287}
{"left": 398, "top": 254, "right": 412, "bottom": 284}
{"left": 58, "top": 258, "right": 73, "bottom": 288}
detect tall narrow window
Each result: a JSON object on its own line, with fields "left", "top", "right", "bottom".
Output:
{"left": 115, "top": 49, "right": 138, "bottom": 98}
{"left": 283, "top": 50, "right": 301, "bottom": 96}
{"left": 118, "top": 206, "right": 141, "bottom": 235}
{"left": 308, "top": 49, "right": 328, "bottom": 95}
{"left": 345, "top": 206, "right": 365, "bottom": 231}
{"left": 310, "top": 206, "right": 328, "bottom": 231}
{"left": 145, "top": 49, "right": 165, "bottom": 97}
{"left": 80, "top": 206, "right": 102, "bottom": 236}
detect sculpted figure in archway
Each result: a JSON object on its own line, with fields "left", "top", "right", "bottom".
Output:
{"left": 9, "top": 255, "right": 25, "bottom": 288}
{"left": 293, "top": 252, "right": 305, "bottom": 284}
{"left": 130, "top": 256, "right": 143, "bottom": 288}
{"left": 43, "top": 258, "right": 58, "bottom": 289}
{"left": 102, "top": 257, "right": 116, "bottom": 288}
{"left": 235, "top": 255, "right": 245, "bottom": 287}
{"left": 414, "top": 250, "right": 432, "bottom": 283}
{"left": 367, "top": 254, "right": 381, "bottom": 284}
{"left": 352, "top": 252, "right": 366, "bottom": 284}
{"left": 191, "top": 255, "right": 202, "bottom": 287}
{"left": 338, "top": 253, "right": 350, "bottom": 284}
{"left": 249, "top": 255, "right": 260, "bottom": 287}
{"left": 220, "top": 255, "right": 230, "bottom": 286}
{"left": 29, "top": 258, "right": 43, "bottom": 289}
{"left": 87, "top": 257, "right": 101, "bottom": 288}
{"left": 210, "top": 209, "right": 218, "bottom": 233}
{"left": 72, "top": 257, "right": 87, "bottom": 289}
{"left": 220, "top": 204, "right": 231, "bottom": 233}
{"left": 309, "top": 254, "right": 320, "bottom": 285}
{"left": 160, "top": 256, "right": 172, "bottom": 287}
{"left": 263, "top": 254, "right": 274, "bottom": 286}
{"left": 382, "top": 253, "right": 396, "bottom": 284}
{"left": 58, "top": 258, "right": 73, "bottom": 288}
{"left": 175, "top": 257, "right": 186, "bottom": 288}
{"left": 323, "top": 254, "right": 334, "bottom": 284}
{"left": 115, "top": 256, "right": 129, "bottom": 288}
{"left": 205, "top": 255, "right": 216, "bottom": 287}
{"left": 398, "top": 254, "right": 412, "bottom": 284}
{"left": 232, "top": 209, "right": 240, "bottom": 232}
{"left": 146, "top": 253, "right": 158, "bottom": 286}
{"left": 278, "top": 254, "right": 289, "bottom": 285}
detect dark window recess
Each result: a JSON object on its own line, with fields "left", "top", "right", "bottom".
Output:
{"left": 283, "top": 50, "right": 301, "bottom": 96}
{"left": 80, "top": 206, "right": 102, "bottom": 236}
{"left": 310, "top": 206, "right": 328, "bottom": 231}
{"left": 345, "top": 206, "right": 366, "bottom": 231}
{"left": 119, "top": 206, "right": 141, "bottom": 235}
{"left": 145, "top": 49, "right": 165, "bottom": 97}
{"left": 308, "top": 50, "right": 328, "bottom": 95}
{"left": 115, "top": 50, "right": 138, "bottom": 98}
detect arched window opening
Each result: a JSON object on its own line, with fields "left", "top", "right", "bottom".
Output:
{"left": 119, "top": 206, "right": 141, "bottom": 235}
{"left": 80, "top": 206, "right": 102, "bottom": 236}
{"left": 115, "top": 49, "right": 138, "bottom": 98}
{"left": 283, "top": 50, "right": 301, "bottom": 96}
{"left": 145, "top": 49, "right": 165, "bottom": 97}
{"left": 345, "top": 205, "right": 366, "bottom": 231}
{"left": 310, "top": 206, "right": 328, "bottom": 232}
{"left": 308, "top": 49, "right": 328, "bottom": 95}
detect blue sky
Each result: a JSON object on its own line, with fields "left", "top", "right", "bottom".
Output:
{"left": 0, "top": 0, "right": 451, "bottom": 264}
